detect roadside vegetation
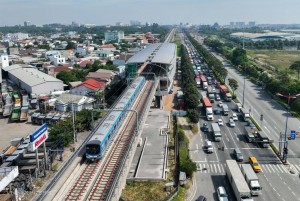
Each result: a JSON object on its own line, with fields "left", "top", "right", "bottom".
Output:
{"left": 196, "top": 27, "right": 300, "bottom": 116}
{"left": 179, "top": 44, "right": 200, "bottom": 123}
{"left": 47, "top": 109, "right": 101, "bottom": 148}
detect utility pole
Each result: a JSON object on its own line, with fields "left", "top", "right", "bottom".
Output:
{"left": 276, "top": 92, "right": 300, "bottom": 163}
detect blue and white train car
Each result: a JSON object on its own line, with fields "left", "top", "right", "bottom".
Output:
{"left": 85, "top": 77, "right": 145, "bottom": 160}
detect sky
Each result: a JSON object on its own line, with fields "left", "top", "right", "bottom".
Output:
{"left": 0, "top": 0, "right": 300, "bottom": 26}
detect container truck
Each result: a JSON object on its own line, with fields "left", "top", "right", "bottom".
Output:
{"left": 222, "top": 104, "right": 229, "bottom": 116}
{"left": 256, "top": 131, "right": 270, "bottom": 148}
{"left": 211, "top": 123, "right": 221, "bottom": 141}
{"left": 20, "top": 106, "right": 29, "bottom": 121}
{"left": 11, "top": 107, "right": 21, "bottom": 121}
{"left": 240, "top": 108, "right": 250, "bottom": 121}
{"left": 200, "top": 75, "right": 208, "bottom": 90}
{"left": 202, "top": 97, "right": 214, "bottom": 121}
{"left": 2, "top": 104, "right": 12, "bottom": 117}
{"left": 207, "top": 86, "right": 215, "bottom": 103}
{"left": 243, "top": 126, "right": 256, "bottom": 143}
{"left": 217, "top": 83, "right": 232, "bottom": 102}
{"left": 240, "top": 164, "right": 262, "bottom": 196}
{"left": 225, "top": 160, "right": 254, "bottom": 201}
{"left": 195, "top": 78, "right": 201, "bottom": 88}
{"left": 22, "top": 95, "right": 29, "bottom": 107}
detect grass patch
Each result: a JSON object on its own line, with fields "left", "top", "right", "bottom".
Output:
{"left": 247, "top": 50, "right": 300, "bottom": 76}
{"left": 270, "top": 143, "right": 279, "bottom": 155}
{"left": 121, "top": 181, "right": 169, "bottom": 201}
{"left": 172, "top": 187, "right": 187, "bottom": 201}
{"left": 190, "top": 124, "right": 199, "bottom": 134}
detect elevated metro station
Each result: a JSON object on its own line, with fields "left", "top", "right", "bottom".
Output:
{"left": 126, "top": 43, "right": 176, "bottom": 99}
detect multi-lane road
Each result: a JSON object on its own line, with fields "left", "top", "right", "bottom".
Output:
{"left": 180, "top": 32, "right": 300, "bottom": 201}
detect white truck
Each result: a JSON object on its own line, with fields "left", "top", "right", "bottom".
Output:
{"left": 225, "top": 160, "right": 254, "bottom": 201}
{"left": 240, "top": 108, "right": 250, "bottom": 121}
{"left": 202, "top": 97, "right": 214, "bottom": 121}
{"left": 211, "top": 123, "right": 221, "bottom": 142}
{"left": 241, "top": 164, "right": 262, "bottom": 196}
{"left": 222, "top": 104, "right": 229, "bottom": 116}
{"left": 195, "top": 78, "right": 201, "bottom": 88}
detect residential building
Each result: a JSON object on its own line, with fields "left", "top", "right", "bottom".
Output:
{"left": 104, "top": 31, "right": 124, "bottom": 43}
{"left": 86, "top": 69, "right": 116, "bottom": 85}
{"left": 70, "top": 79, "right": 106, "bottom": 96}
{"left": 49, "top": 54, "right": 66, "bottom": 66}
{"left": 95, "top": 49, "right": 114, "bottom": 59}
{"left": 115, "top": 65, "right": 126, "bottom": 79}
{"left": 55, "top": 93, "right": 95, "bottom": 112}
{"left": 76, "top": 45, "right": 87, "bottom": 56}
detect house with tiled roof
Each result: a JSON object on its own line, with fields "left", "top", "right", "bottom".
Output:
{"left": 44, "top": 63, "right": 73, "bottom": 77}
{"left": 86, "top": 69, "right": 117, "bottom": 85}
{"left": 70, "top": 79, "right": 106, "bottom": 96}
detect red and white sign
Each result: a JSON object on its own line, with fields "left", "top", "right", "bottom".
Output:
{"left": 29, "top": 124, "right": 48, "bottom": 152}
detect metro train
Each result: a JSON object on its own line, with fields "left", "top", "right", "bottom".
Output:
{"left": 85, "top": 76, "right": 145, "bottom": 160}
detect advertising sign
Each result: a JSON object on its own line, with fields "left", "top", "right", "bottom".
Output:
{"left": 29, "top": 123, "right": 48, "bottom": 151}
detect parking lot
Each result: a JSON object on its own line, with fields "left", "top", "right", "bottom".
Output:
{"left": 0, "top": 116, "right": 39, "bottom": 153}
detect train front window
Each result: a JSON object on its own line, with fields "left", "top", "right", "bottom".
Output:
{"left": 86, "top": 144, "right": 100, "bottom": 155}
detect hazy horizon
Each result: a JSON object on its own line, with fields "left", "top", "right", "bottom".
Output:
{"left": 1, "top": 0, "right": 300, "bottom": 26}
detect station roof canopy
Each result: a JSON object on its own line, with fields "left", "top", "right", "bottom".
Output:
{"left": 127, "top": 43, "right": 176, "bottom": 65}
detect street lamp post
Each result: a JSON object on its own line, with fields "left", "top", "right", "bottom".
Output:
{"left": 276, "top": 92, "right": 300, "bottom": 162}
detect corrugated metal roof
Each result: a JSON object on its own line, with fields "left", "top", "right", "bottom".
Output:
{"left": 126, "top": 43, "right": 176, "bottom": 65}
{"left": 127, "top": 43, "right": 160, "bottom": 64}
{"left": 8, "top": 65, "right": 62, "bottom": 87}
{"left": 152, "top": 43, "right": 176, "bottom": 64}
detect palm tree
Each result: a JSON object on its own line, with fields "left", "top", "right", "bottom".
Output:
{"left": 290, "top": 60, "right": 300, "bottom": 80}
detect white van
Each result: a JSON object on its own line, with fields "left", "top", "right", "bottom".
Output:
{"left": 205, "top": 140, "right": 213, "bottom": 153}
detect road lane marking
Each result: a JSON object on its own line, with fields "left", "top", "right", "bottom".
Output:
{"left": 264, "top": 126, "right": 271, "bottom": 134}
{"left": 213, "top": 164, "right": 217, "bottom": 173}
{"left": 263, "top": 164, "right": 271, "bottom": 173}
{"left": 217, "top": 164, "right": 221, "bottom": 173}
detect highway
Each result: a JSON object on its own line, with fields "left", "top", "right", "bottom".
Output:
{"left": 180, "top": 32, "right": 300, "bottom": 201}
{"left": 193, "top": 33, "right": 300, "bottom": 166}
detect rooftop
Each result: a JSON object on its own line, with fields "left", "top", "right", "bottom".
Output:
{"left": 127, "top": 43, "right": 176, "bottom": 65}
{"left": 4, "top": 64, "right": 62, "bottom": 87}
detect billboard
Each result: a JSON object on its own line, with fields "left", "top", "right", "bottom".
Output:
{"left": 29, "top": 123, "right": 48, "bottom": 151}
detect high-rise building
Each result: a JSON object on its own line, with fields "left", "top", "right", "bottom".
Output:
{"left": 236, "top": 22, "right": 245, "bottom": 28}
{"left": 130, "top": 20, "right": 141, "bottom": 26}
{"left": 104, "top": 31, "right": 124, "bottom": 43}
{"left": 24, "top": 21, "right": 31, "bottom": 26}
{"left": 248, "top": 21, "right": 256, "bottom": 27}
{"left": 230, "top": 22, "right": 235, "bottom": 28}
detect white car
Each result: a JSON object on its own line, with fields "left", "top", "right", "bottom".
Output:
{"left": 218, "top": 101, "right": 223, "bottom": 107}
{"left": 229, "top": 118, "right": 235, "bottom": 127}
{"left": 217, "top": 186, "right": 229, "bottom": 201}
{"left": 232, "top": 113, "right": 238, "bottom": 121}
{"left": 218, "top": 119, "right": 223, "bottom": 126}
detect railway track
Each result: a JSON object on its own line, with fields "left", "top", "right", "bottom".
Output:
{"left": 64, "top": 80, "right": 153, "bottom": 201}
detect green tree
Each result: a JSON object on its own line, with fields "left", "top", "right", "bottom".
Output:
{"left": 56, "top": 70, "right": 77, "bottom": 85}
{"left": 66, "top": 41, "right": 75, "bottom": 50}
{"left": 187, "top": 109, "right": 200, "bottom": 123}
{"left": 228, "top": 78, "right": 239, "bottom": 95}
{"left": 231, "top": 48, "right": 248, "bottom": 66}
{"left": 290, "top": 60, "right": 300, "bottom": 80}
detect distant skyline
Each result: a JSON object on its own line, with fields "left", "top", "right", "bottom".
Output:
{"left": 1, "top": 0, "right": 300, "bottom": 26}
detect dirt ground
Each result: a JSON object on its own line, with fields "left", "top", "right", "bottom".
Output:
{"left": 163, "top": 80, "right": 179, "bottom": 111}
{"left": 0, "top": 117, "right": 40, "bottom": 153}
